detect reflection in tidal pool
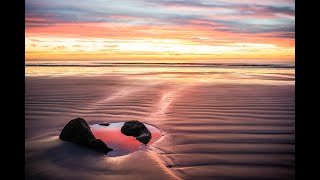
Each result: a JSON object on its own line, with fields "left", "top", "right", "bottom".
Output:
{"left": 91, "top": 122, "right": 162, "bottom": 157}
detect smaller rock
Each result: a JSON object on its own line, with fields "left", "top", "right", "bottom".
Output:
{"left": 121, "top": 121, "right": 145, "bottom": 137}
{"left": 99, "top": 123, "right": 110, "bottom": 126}
{"left": 121, "top": 120, "right": 152, "bottom": 144}
{"left": 136, "top": 132, "right": 152, "bottom": 144}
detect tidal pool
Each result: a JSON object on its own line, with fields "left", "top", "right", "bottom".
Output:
{"left": 90, "top": 122, "right": 162, "bottom": 157}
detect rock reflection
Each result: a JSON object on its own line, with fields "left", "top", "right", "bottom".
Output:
{"left": 91, "top": 122, "right": 162, "bottom": 157}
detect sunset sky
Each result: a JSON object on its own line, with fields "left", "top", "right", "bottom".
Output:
{"left": 25, "top": 0, "right": 295, "bottom": 62}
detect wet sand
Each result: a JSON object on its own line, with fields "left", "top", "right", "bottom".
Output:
{"left": 25, "top": 65, "right": 294, "bottom": 180}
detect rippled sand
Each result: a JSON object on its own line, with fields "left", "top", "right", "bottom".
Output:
{"left": 25, "top": 65, "right": 294, "bottom": 180}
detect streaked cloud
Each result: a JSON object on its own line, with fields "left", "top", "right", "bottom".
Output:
{"left": 25, "top": 0, "right": 295, "bottom": 61}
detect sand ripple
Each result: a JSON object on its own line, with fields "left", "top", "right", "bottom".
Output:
{"left": 26, "top": 75, "right": 294, "bottom": 180}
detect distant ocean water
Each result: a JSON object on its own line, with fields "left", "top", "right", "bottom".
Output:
{"left": 25, "top": 61, "right": 294, "bottom": 85}
{"left": 25, "top": 61, "right": 295, "bottom": 68}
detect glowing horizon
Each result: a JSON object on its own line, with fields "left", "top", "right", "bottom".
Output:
{"left": 25, "top": 0, "right": 295, "bottom": 62}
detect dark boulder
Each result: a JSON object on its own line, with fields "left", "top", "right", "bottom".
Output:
{"left": 121, "top": 120, "right": 152, "bottom": 144}
{"left": 87, "top": 139, "right": 113, "bottom": 154}
{"left": 59, "top": 118, "right": 95, "bottom": 143}
{"left": 59, "top": 118, "right": 113, "bottom": 154}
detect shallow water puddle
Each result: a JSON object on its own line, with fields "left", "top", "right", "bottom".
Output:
{"left": 90, "top": 122, "right": 162, "bottom": 157}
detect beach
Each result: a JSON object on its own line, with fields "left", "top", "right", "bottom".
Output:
{"left": 25, "top": 62, "right": 295, "bottom": 179}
